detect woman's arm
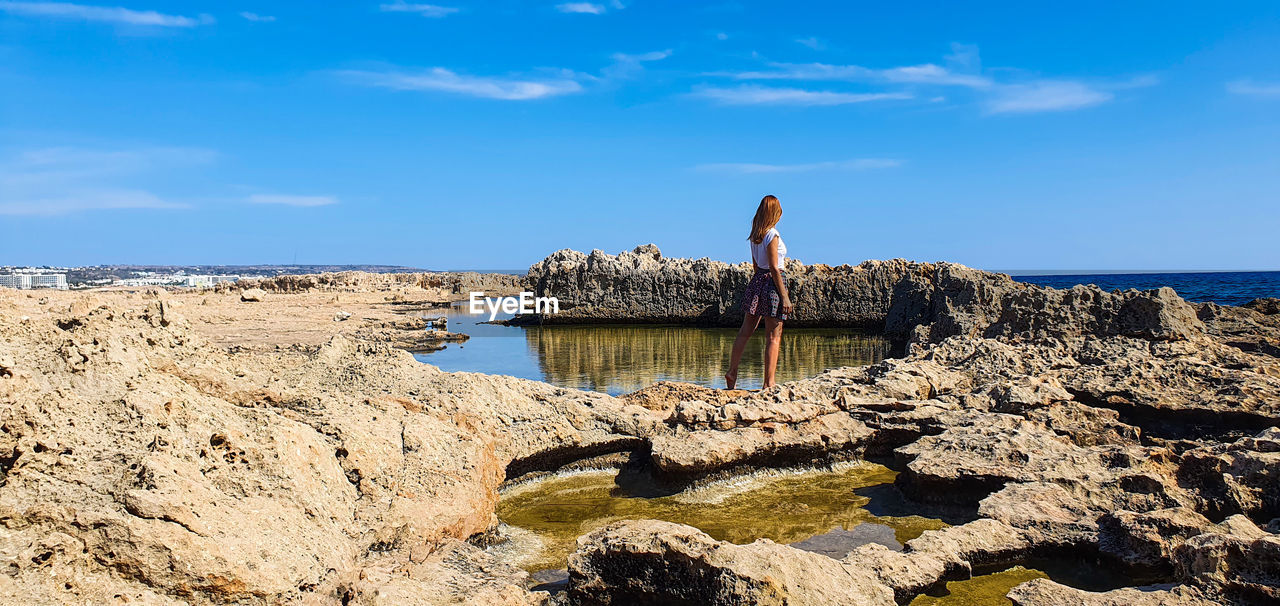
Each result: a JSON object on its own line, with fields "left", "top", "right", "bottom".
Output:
{"left": 767, "top": 238, "right": 793, "bottom": 314}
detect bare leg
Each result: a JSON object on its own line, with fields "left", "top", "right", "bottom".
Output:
{"left": 762, "top": 317, "right": 783, "bottom": 389}
{"left": 725, "top": 313, "right": 761, "bottom": 389}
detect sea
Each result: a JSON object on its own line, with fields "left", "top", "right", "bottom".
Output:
{"left": 1009, "top": 271, "right": 1280, "bottom": 307}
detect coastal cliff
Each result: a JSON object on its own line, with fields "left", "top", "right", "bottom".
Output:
{"left": 1, "top": 254, "right": 1279, "bottom": 604}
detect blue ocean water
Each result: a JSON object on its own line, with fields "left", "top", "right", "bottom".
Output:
{"left": 1011, "top": 271, "right": 1280, "bottom": 307}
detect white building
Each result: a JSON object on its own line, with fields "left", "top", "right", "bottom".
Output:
{"left": 0, "top": 273, "right": 68, "bottom": 290}
{"left": 184, "top": 275, "right": 240, "bottom": 287}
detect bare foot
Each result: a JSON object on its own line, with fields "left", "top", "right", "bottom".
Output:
{"left": 723, "top": 372, "right": 737, "bottom": 390}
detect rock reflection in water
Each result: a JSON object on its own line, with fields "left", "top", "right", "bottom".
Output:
{"left": 524, "top": 324, "right": 890, "bottom": 394}
{"left": 494, "top": 461, "right": 947, "bottom": 573}
{"left": 416, "top": 303, "right": 890, "bottom": 394}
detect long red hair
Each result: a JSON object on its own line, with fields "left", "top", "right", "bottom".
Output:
{"left": 748, "top": 195, "right": 782, "bottom": 244}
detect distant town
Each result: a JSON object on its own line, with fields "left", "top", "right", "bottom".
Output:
{"left": 0, "top": 264, "right": 431, "bottom": 290}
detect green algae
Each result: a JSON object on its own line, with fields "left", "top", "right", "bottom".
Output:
{"left": 496, "top": 461, "right": 949, "bottom": 572}
{"left": 908, "top": 566, "right": 1049, "bottom": 606}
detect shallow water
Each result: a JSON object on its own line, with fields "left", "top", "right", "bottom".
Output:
{"left": 415, "top": 302, "right": 889, "bottom": 394}
{"left": 908, "top": 567, "right": 1048, "bottom": 606}
{"left": 493, "top": 462, "right": 949, "bottom": 573}
{"left": 494, "top": 463, "right": 1147, "bottom": 604}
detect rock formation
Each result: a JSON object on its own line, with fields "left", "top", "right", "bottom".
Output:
{"left": 0, "top": 299, "right": 655, "bottom": 604}
{"left": 2, "top": 246, "right": 1279, "bottom": 604}
{"left": 525, "top": 245, "right": 936, "bottom": 333}
{"left": 566, "top": 520, "right": 897, "bottom": 605}
{"left": 523, "top": 245, "right": 1213, "bottom": 352}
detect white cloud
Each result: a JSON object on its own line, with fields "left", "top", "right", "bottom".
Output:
{"left": 611, "top": 49, "right": 671, "bottom": 63}
{"left": 0, "top": 1, "right": 211, "bottom": 26}
{"left": 246, "top": 194, "right": 338, "bottom": 207}
{"left": 378, "top": 1, "right": 457, "bottom": 17}
{"left": 556, "top": 2, "right": 605, "bottom": 14}
{"left": 715, "top": 31, "right": 728, "bottom": 41}
{"left": 882, "top": 63, "right": 993, "bottom": 88}
{"left": 0, "top": 147, "right": 212, "bottom": 216}
{"left": 944, "top": 42, "right": 981, "bottom": 71}
{"left": 695, "top": 158, "right": 902, "bottom": 174}
{"left": 984, "top": 80, "right": 1113, "bottom": 114}
{"left": 1227, "top": 79, "right": 1280, "bottom": 99}
{"left": 601, "top": 49, "right": 671, "bottom": 80}
{"left": 721, "top": 61, "right": 993, "bottom": 88}
{"left": 239, "top": 11, "right": 275, "bottom": 22}
{"left": 692, "top": 85, "right": 912, "bottom": 106}
{"left": 0, "top": 191, "right": 187, "bottom": 216}
{"left": 339, "top": 67, "right": 584, "bottom": 100}
{"left": 1, "top": 147, "right": 215, "bottom": 187}
{"left": 794, "top": 36, "right": 824, "bottom": 50}
{"left": 337, "top": 49, "right": 662, "bottom": 100}
{"left": 707, "top": 45, "right": 1153, "bottom": 115}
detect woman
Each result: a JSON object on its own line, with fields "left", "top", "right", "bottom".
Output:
{"left": 725, "top": 194, "right": 793, "bottom": 390}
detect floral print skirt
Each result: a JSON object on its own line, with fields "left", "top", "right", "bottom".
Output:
{"left": 742, "top": 269, "right": 787, "bottom": 321}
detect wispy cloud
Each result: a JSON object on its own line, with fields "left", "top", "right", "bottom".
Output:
{"left": 984, "top": 80, "right": 1113, "bottom": 114}
{"left": 693, "top": 85, "right": 912, "bottom": 107}
{"left": 718, "top": 61, "right": 993, "bottom": 88}
{"left": 0, "top": 147, "right": 215, "bottom": 187}
{"left": 378, "top": 1, "right": 458, "bottom": 17}
{"left": 794, "top": 36, "right": 824, "bottom": 51}
{"left": 239, "top": 11, "right": 275, "bottom": 22}
{"left": 0, "top": 147, "right": 212, "bottom": 216}
{"left": 1227, "top": 79, "right": 1280, "bottom": 99}
{"left": 338, "top": 67, "right": 583, "bottom": 100}
{"left": 707, "top": 45, "right": 1153, "bottom": 115}
{"left": 611, "top": 49, "right": 671, "bottom": 63}
{"left": 0, "top": 1, "right": 212, "bottom": 27}
{"left": 603, "top": 49, "right": 671, "bottom": 79}
{"left": 556, "top": 2, "right": 605, "bottom": 14}
{"left": 337, "top": 48, "right": 666, "bottom": 100}
{"left": 246, "top": 194, "right": 338, "bottom": 207}
{"left": 696, "top": 158, "right": 902, "bottom": 174}
{"left": 0, "top": 191, "right": 187, "bottom": 216}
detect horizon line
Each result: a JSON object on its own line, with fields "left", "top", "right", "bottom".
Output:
{"left": 5, "top": 264, "right": 1280, "bottom": 277}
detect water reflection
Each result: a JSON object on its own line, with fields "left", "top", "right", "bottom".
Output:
{"left": 495, "top": 462, "right": 948, "bottom": 572}
{"left": 415, "top": 303, "right": 889, "bottom": 394}
{"left": 525, "top": 324, "right": 889, "bottom": 394}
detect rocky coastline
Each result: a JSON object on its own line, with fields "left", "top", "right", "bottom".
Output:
{"left": 1, "top": 249, "right": 1278, "bottom": 604}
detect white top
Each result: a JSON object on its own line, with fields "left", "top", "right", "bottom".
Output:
{"left": 750, "top": 227, "right": 787, "bottom": 270}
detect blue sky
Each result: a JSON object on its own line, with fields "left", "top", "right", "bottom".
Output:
{"left": 1, "top": 1, "right": 1278, "bottom": 271}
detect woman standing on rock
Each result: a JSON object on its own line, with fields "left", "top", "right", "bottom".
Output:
{"left": 725, "top": 194, "right": 793, "bottom": 390}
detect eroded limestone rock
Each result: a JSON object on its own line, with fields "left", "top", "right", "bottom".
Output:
{"left": 1007, "top": 578, "right": 1218, "bottom": 606}
{"left": 566, "top": 520, "right": 897, "bottom": 605}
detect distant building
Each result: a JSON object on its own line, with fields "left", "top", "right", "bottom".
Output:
{"left": 184, "top": 275, "right": 240, "bottom": 287}
{"left": 0, "top": 273, "right": 68, "bottom": 290}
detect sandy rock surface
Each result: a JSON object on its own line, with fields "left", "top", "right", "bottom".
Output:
{"left": 0, "top": 291, "right": 659, "bottom": 604}
{"left": 3, "top": 252, "right": 1280, "bottom": 604}
{"left": 0, "top": 271, "right": 518, "bottom": 353}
